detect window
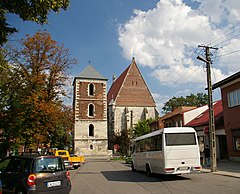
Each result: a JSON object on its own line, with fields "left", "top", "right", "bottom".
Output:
{"left": 165, "top": 133, "right": 196, "bottom": 146}
{"left": 0, "top": 158, "right": 11, "bottom": 172}
{"left": 90, "top": 145, "right": 93, "bottom": 149}
{"left": 88, "top": 104, "right": 94, "bottom": 117}
{"left": 233, "top": 136, "right": 240, "bottom": 151}
{"left": 89, "top": 83, "right": 94, "bottom": 96}
{"left": 228, "top": 89, "right": 240, "bottom": 107}
{"left": 34, "top": 157, "right": 64, "bottom": 172}
{"left": 135, "top": 134, "right": 162, "bottom": 152}
{"left": 89, "top": 124, "right": 94, "bottom": 136}
{"left": 232, "top": 129, "right": 240, "bottom": 151}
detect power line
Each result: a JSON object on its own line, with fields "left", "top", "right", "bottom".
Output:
{"left": 204, "top": 24, "right": 240, "bottom": 46}
{"left": 217, "top": 49, "right": 240, "bottom": 58}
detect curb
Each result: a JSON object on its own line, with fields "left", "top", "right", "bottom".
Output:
{"left": 201, "top": 169, "right": 240, "bottom": 178}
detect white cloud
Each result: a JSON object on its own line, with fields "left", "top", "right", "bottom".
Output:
{"left": 196, "top": 0, "right": 225, "bottom": 24}
{"left": 118, "top": 0, "right": 240, "bottom": 112}
{"left": 219, "top": 39, "right": 240, "bottom": 74}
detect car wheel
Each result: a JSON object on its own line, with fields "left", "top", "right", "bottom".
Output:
{"left": 146, "top": 164, "right": 152, "bottom": 177}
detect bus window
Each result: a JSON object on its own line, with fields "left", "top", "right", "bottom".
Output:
{"left": 165, "top": 133, "right": 196, "bottom": 146}
{"left": 136, "top": 140, "right": 144, "bottom": 152}
{"left": 144, "top": 138, "right": 151, "bottom": 151}
{"left": 153, "top": 135, "right": 162, "bottom": 151}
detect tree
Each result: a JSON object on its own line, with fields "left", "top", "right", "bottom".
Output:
{"left": 0, "top": 31, "right": 76, "bottom": 153}
{"left": 132, "top": 118, "right": 155, "bottom": 138}
{"left": 0, "top": 0, "right": 70, "bottom": 45}
{"left": 162, "top": 93, "right": 208, "bottom": 114}
{"left": 113, "top": 129, "right": 130, "bottom": 157}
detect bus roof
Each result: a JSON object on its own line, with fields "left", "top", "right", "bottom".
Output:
{"left": 133, "top": 127, "right": 196, "bottom": 142}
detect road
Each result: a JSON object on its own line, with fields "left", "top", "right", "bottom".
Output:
{"left": 70, "top": 160, "right": 240, "bottom": 194}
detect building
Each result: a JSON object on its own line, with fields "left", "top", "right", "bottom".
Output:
{"left": 213, "top": 71, "right": 240, "bottom": 161}
{"left": 159, "top": 106, "right": 197, "bottom": 128}
{"left": 185, "top": 100, "right": 228, "bottom": 161}
{"left": 73, "top": 65, "right": 109, "bottom": 158}
{"left": 107, "top": 58, "right": 158, "bottom": 148}
{"left": 150, "top": 105, "right": 208, "bottom": 131}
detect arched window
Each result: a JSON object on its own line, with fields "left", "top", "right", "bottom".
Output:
{"left": 90, "top": 145, "right": 93, "bottom": 149}
{"left": 88, "top": 104, "right": 94, "bottom": 117}
{"left": 89, "top": 124, "right": 94, "bottom": 136}
{"left": 89, "top": 83, "right": 94, "bottom": 96}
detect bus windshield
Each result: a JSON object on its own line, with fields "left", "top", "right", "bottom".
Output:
{"left": 165, "top": 133, "right": 196, "bottom": 146}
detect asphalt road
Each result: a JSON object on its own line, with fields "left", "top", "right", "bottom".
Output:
{"left": 70, "top": 160, "right": 240, "bottom": 194}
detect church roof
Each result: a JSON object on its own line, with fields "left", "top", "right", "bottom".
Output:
{"left": 76, "top": 65, "right": 107, "bottom": 80}
{"left": 107, "top": 58, "right": 156, "bottom": 107}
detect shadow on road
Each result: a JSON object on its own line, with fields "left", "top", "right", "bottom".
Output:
{"left": 101, "top": 170, "right": 190, "bottom": 182}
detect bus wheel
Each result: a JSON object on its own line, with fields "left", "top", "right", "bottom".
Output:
{"left": 146, "top": 164, "right": 152, "bottom": 177}
{"left": 131, "top": 162, "right": 136, "bottom": 172}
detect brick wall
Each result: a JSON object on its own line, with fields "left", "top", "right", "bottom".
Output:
{"left": 221, "top": 81, "right": 240, "bottom": 158}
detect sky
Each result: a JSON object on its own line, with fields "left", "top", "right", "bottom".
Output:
{"left": 6, "top": 0, "right": 240, "bottom": 114}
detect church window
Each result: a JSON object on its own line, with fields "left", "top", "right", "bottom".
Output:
{"left": 89, "top": 124, "right": 94, "bottom": 136}
{"left": 88, "top": 104, "right": 94, "bottom": 117}
{"left": 89, "top": 83, "right": 95, "bottom": 96}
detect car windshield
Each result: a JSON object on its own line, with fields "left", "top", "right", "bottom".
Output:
{"left": 33, "top": 157, "right": 64, "bottom": 172}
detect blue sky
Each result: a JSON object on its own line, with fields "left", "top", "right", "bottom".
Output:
{"left": 7, "top": 0, "right": 240, "bottom": 113}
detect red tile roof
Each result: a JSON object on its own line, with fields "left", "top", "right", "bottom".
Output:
{"left": 160, "top": 106, "right": 196, "bottom": 120}
{"left": 107, "top": 65, "right": 130, "bottom": 104}
{"left": 185, "top": 100, "right": 223, "bottom": 127}
{"left": 107, "top": 58, "right": 155, "bottom": 107}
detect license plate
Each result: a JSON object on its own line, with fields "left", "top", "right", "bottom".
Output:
{"left": 179, "top": 167, "right": 188, "bottom": 171}
{"left": 47, "top": 181, "right": 61, "bottom": 187}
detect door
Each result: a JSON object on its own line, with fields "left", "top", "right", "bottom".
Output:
{"left": 219, "top": 135, "right": 228, "bottom": 159}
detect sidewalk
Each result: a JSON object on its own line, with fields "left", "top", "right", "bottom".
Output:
{"left": 201, "top": 160, "right": 240, "bottom": 178}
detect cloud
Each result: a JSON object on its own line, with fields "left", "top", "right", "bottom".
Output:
{"left": 118, "top": 0, "right": 240, "bottom": 111}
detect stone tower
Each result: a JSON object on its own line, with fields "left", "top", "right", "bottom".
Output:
{"left": 73, "top": 65, "right": 109, "bottom": 159}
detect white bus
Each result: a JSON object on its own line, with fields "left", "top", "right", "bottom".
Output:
{"left": 131, "top": 127, "right": 202, "bottom": 176}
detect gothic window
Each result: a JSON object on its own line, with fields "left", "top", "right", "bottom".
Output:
{"left": 89, "top": 83, "right": 94, "bottom": 96}
{"left": 89, "top": 124, "right": 94, "bottom": 136}
{"left": 88, "top": 104, "right": 94, "bottom": 117}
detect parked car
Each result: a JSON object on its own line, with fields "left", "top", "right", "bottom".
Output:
{"left": 0, "top": 154, "right": 71, "bottom": 194}
{"left": 64, "top": 160, "right": 73, "bottom": 170}
{"left": 55, "top": 150, "right": 85, "bottom": 169}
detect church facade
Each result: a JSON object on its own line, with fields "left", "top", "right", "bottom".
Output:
{"left": 107, "top": 58, "right": 158, "bottom": 148}
{"left": 73, "top": 65, "right": 109, "bottom": 158}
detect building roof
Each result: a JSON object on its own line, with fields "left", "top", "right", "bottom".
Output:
{"left": 212, "top": 71, "right": 240, "bottom": 90}
{"left": 160, "top": 106, "right": 196, "bottom": 120}
{"left": 107, "top": 58, "right": 156, "bottom": 107}
{"left": 75, "top": 65, "right": 107, "bottom": 81}
{"left": 185, "top": 100, "right": 223, "bottom": 127}
{"left": 107, "top": 65, "right": 130, "bottom": 105}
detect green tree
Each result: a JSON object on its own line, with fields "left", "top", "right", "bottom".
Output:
{"left": 0, "top": 31, "right": 76, "bottom": 153}
{"left": 0, "top": 0, "right": 70, "bottom": 45}
{"left": 162, "top": 93, "right": 208, "bottom": 114}
{"left": 132, "top": 118, "right": 155, "bottom": 138}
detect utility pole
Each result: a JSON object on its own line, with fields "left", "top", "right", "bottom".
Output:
{"left": 197, "top": 45, "right": 218, "bottom": 172}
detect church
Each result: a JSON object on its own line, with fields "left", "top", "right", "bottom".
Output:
{"left": 107, "top": 58, "right": 158, "bottom": 149}
{"left": 73, "top": 58, "right": 158, "bottom": 157}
